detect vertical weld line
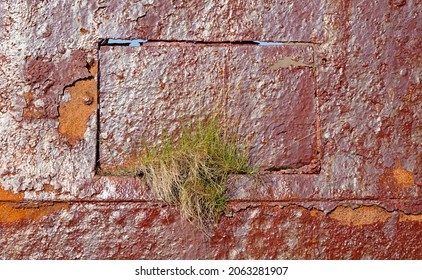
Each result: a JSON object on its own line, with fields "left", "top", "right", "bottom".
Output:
{"left": 312, "top": 44, "right": 322, "bottom": 164}
{"left": 95, "top": 42, "right": 102, "bottom": 173}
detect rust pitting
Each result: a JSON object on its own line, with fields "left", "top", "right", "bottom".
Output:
{"left": 98, "top": 43, "right": 317, "bottom": 173}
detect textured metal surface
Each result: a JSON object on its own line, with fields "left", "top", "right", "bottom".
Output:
{"left": 1, "top": 202, "right": 421, "bottom": 259}
{"left": 0, "top": 0, "right": 421, "bottom": 259}
{"left": 99, "top": 43, "right": 316, "bottom": 171}
{"left": 96, "top": 0, "right": 325, "bottom": 42}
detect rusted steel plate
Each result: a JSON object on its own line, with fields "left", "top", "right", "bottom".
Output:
{"left": 98, "top": 0, "right": 324, "bottom": 42}
{"left": 1, "top": 202, "right": 421, "bottom": 259}
{"left": 99, "top": 43, "right": 316, "bottom": 172}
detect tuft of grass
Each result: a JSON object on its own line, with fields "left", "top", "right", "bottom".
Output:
{"left": 137, "top": 116, "right": 252, "bottom": 229}
{"left": 97, "top": 116, "right": 254, "bottom": 229}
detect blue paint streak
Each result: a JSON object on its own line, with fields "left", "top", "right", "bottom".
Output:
{"left": 253, "top": 41, "right": 283, "bottom": 46}
{"left": 105, "top": 39, "right": 282, "bottom": 46}
{"left": 107, "top": 39, "right": 148, "bottom": 46}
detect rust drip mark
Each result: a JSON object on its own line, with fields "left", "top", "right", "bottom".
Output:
{"left": 58, "top": 62, "right": 98, "bottom": 145}
{"left": 0, "top": 202, "right": 69, "bottom": 224}
{"left": 0, "top": 186, "right": 24, "bottom": 201}
{"left": 269, "top": 57, "right": 311, "bottom": 70}
{"left": 329, "top": 206, "right": 391, "bottom": 226}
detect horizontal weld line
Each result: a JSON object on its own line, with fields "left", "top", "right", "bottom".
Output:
{"left": 0, "top": 198, "right": 419, "bottom": 204}
{"left": 0, "top": 199, "right": 161, "bottom": 204}
{"left": 146, "top": 39, "right": 259, "bottom": 45}
{"left": 99, "top": 39, "right": 317, "bottom": 46}
{"left": 229, "top": 198, "right": 422, "bottom": 203}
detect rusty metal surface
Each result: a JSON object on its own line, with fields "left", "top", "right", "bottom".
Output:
{"left": 0, "top": 0, "right": 421, "bottom": 259}
{"left": 97, "top": 0, "right": 325, "bottom": 42}
{"left": 315, "top": 0, "right": 421, "bottom": 201}
{"left": 99, "top": 43, "right": 317, "bottom": 171}
{"left": 1, "top": 202, "right": 421, "bottom": 259}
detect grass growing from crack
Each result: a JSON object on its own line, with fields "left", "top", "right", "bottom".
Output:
{"left": 136, "top": 117, "right": 252, "bottom": 229}
{"left": 98, "top": 116, "right": 254, "bottom": 229}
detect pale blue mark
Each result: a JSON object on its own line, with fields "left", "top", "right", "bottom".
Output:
{"left": 107, "top": 39, "right": 148, "bottom": 46}
{"left": 129, "top": 39, "right": 148, "bottom": 46}
{"left": 253, "top": 41, "right": 283, "bottom": 46}
{"left": 104, "top": 39, "right": 282, "bottom": 46}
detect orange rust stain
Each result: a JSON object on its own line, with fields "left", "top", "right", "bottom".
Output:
{"left": 42, "top": 184, "right": 55, "bottom": 193}
{"left": 329, "top": 206, "right": 391, "bottom": 226}
{"left": 399, "top": 212, "right": 422, "bottom": 222}
{"left": 35, "top": 184, "right": 56, "bottom": 196}
{"left": 23, "top": 91, "right": 46, "bottom": 119}
{"left": 58, "top": 77, "right": 97, "bottom": 145}
{"left": 379, "top": 161, "right": 415, "bottom": 193}
{"left": 309, "top": 209, "right": 324, "bottom": 217}
{"left": 393, "top": 164, "right": 414, "bottom": 188}
{"left": 88, "top": 61, "right": 98, "bottom": 76}
{"left": 0, "top": 202, "right": 69, "bottom": 224}
{"left": 80, "top": 27, "right": 89, "bottom": 34}
{"left": 0, "top": 186, "right": 24, "bottom": 201}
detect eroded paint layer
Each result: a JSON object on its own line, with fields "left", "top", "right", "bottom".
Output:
{"left": 58, "top": 63, "right": 98, "bottom": 145}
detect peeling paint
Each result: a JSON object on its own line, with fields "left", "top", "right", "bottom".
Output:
{"left": 58, "top": 62, "right": 97, "bottom": 145}
{"left": 329, "top": 206, "right": 391, "bottom": 226}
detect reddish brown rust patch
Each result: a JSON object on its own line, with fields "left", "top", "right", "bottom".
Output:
{"left": 24, "top": 56, "right": 53, "bottom": 84}
{"left": 329, "top": 206, "right": 391, "bottom": 226}
{"left": 58, "top": 62, "right": 97, "bottom": 145}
